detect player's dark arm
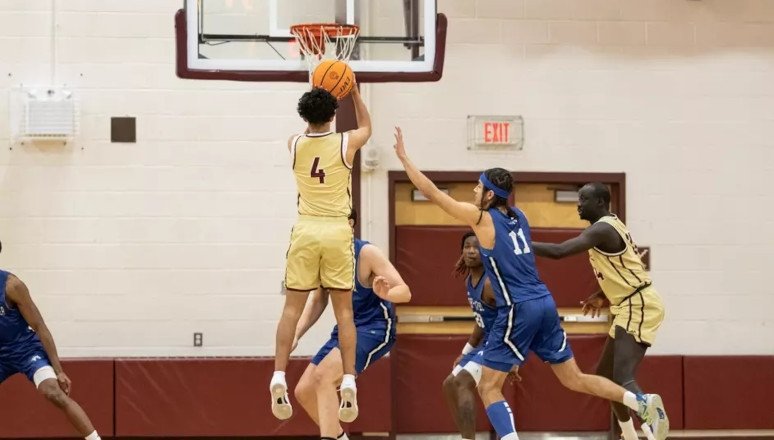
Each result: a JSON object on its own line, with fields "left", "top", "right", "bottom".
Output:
{"left": 5, "top": 275, "right": 64, "bottom": 374}
{"left": 532, "top": 223, "right": 612, "bottom": 259}
{"left": 346, "top": 85, "right": 372, "bottom": 154}
{"left": 293, "top": 288, "right": 329, "bottom": 342}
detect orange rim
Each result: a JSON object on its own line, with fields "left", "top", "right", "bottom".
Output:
{"left": 289, "top": 23, "right": 360, "bottom": 38}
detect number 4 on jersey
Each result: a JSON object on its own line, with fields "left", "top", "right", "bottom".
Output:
{"left": 509, "top": 228, "right": 531, "bottom": 255}
{"left": 310, "top": 157, "right": 326, "bottom": 184}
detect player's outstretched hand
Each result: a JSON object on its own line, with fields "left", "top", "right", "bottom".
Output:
{"left": 393, "top": 126, "right": 407, "bottom": 160}
{"left": 57, "top": 371, "right": 72, "bottom": 395}
{"left": 580, "top": 291, "right": 607, "bottom": 318}
{"left": 507, "top": 366, "right": 522, "bottom": 384}
{"left": 372, "top": 275, "right": 392, "bottom": 300}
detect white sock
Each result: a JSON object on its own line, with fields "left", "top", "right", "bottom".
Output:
{"left": 85, "top": 431, "right": 100, "bottom": 440}
{"left": 618, "top": 418, "right": 638, "bottom": 440}
{"left": 271, "top": 371, "right": 286, "bottom": 384}
{"left": 502, "top": 433, "right": 520, "bottom": 440}
{"left": 341, "top": 374, "right": 356, "bottom": 389}
{"left": 622, "top": 391, "right": 639, "bottom": 411}
{"left": 337, "top": 432, "right": 349, "bottom": 440}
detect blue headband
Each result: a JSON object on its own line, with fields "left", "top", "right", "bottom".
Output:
{"left": 479, "top": 173, "right": 510, "bottom": 199}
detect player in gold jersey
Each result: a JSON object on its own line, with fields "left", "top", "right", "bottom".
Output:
{"left": 532, "top": 183, "right": 667, "bottom": 440}
{"left": 271, "top": 86, "right": 372, "bottom": 432}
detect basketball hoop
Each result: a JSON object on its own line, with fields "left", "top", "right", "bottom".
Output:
{"left": 290, "top": 23, "right": 360, "bottom": 74}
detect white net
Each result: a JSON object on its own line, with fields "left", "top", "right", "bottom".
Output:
{"left": 290, "top": 24, "right": 360, "bottom": 76}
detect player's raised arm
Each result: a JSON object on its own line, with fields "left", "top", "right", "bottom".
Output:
{"left": 345, "top": 82, "right": 372, "bottom": 159}
{"left": 392, "top": 127, "right": 481, "bottom": 227}
{"left": 532, "top": 222, "right": 612, "bottom": 259}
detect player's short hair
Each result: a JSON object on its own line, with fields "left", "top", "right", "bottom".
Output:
{"left": 586, "top": 182, "right": 611, "bottom": 206}
{"left": 460, "top": 231, "right": 476, "bottom": 250}
{"left": 297, "top": 88, "right": 338, "bottom": 125}
{"left": 348, "top": 207, "right": 358, "bottom": 227}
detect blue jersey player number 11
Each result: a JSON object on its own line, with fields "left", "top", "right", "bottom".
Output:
{"left": 508, "top": 229, "right": 530, "bottom": 255}
{"left": 392, "top": 126, "right": 669, "bottom": 440}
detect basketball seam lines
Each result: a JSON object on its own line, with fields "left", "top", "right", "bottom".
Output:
{"left": 328, "top": 61, "right": 348, "bottom": 95}
{"left": 316, "top": 60, "right": 339, "bottom": 90}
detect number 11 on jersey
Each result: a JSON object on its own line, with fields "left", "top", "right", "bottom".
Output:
{"left": 509, "top": 228, "right": 531, "bottom": 255}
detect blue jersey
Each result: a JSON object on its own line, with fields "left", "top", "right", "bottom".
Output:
{"left": 480, "top": 207, "right": 551, "bottom": 307}
{"left": 466, "top": 274, "right": 496, "bottom": 343}
{"left": 333, "top": 239, "right": 396, "bottom": 335}
{"left": 0, "top": 270, "right": 38, "bottom": 347}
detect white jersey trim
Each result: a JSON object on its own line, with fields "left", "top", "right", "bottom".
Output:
{"left": 487, "top": 257, "right": 512, "bottom": 307}
{"left": 504, "top": 304, "right": 525, "bottom": 362}
{"left": 341, "top": 132, "right": 353, "bottom": 169}
{"left": 363, "top": 302, "right": 392, "bottom": 370}
{"left": 304, "top": 131, "right": 333, "bottom": 137}
{"left": 290, "top": 135, "right": 302, "bottom": 168}
{"left": 558, "top": 330, "right": 568, "bottom": 352}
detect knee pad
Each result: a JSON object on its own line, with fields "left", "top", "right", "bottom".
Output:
{"left": 33, "top": 365, "right": 56, "bottom": 388}
{"left": 461, "top": 361, "right": 483, "bottom": 386}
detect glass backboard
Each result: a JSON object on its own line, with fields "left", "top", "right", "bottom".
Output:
{"left": 175, "top": 0, "right": 447, "bottom": 82}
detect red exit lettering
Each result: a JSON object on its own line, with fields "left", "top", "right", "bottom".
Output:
{"left": 483, "top": 122, "right": 511, "bottom": 144}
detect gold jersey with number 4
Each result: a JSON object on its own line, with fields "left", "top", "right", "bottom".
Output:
{"left": 292, "top": 131, "right": 352, "bottom": 217}
{"left": 588, "top": 215, "right": 665, "bottom": 346}
{"left": 285, "top": 132, "right": 354, "bottom": 291}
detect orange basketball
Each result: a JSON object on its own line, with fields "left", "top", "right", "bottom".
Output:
{"left": 311, "top": 60, "right": 355, "bottom": 100}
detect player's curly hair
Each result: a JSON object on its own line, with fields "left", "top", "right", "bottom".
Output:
{"left": 297, "top": 87, "right": 338, "bottom": 125}
{"left": 453, "top": 231, "right": 477, "bottom": 278}
{"left": 477, "top": 167, "right": 517, "bottom": 224}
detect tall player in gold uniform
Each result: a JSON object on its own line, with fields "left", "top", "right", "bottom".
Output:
{"left": 532, "top": 183, "right": 667, "bottom": 440}
{"left": 271, "top": 84, "right": 372, "bottom": 432}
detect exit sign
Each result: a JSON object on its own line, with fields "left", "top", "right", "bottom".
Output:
{"left": 467, "top": 115, "right": 523, "bottom": 150}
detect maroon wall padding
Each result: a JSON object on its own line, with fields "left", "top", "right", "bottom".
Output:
{"left": 115, "top": 356, "right": 392, "bottom": 437}
{"left": 394, "top": 335, "right": 492, "bottom": 433}
{"left": 683, "top": 355, "right": 774, "bottom": 429}
{"left": 0, "top": 359, "right": 114, "bottom": 438}
{"left": 634, "top": 355, "right": 684, "bottom": 430}
{"left": 349, "top": 355, "right": 392, "bottom": 434}
{"left": 531, "top": 228, "right": 598, "bottom": 307}
{"left": 116, "top": 357, "right": 315, "bottom": 437}
{"left": 395, "top": 226, "right": 470, "bottom": 307}
{"left": 395, "top": 226, "right": 597, "bottom": 308}
{"left": 512, "top": 335, "right": 609, "bottom": 431}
